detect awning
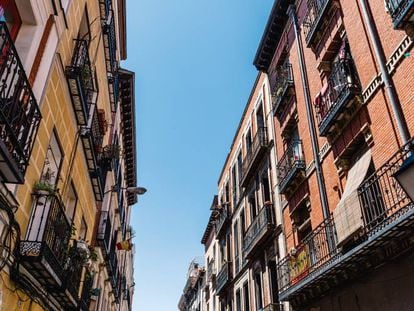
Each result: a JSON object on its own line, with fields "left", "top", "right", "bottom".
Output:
{"left": 334, "top": 149, "right": 372, "bottom": 246}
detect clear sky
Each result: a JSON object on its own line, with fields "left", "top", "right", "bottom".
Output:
{"left": 121, "top": 1, "right": 274, "bottom": 310}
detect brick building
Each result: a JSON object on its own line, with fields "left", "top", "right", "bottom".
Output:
{"left": 254, "top": 0, "right": 414, "bottom": 310}
{"left": 0, "top": 0, "right": 139, "bottom": 310}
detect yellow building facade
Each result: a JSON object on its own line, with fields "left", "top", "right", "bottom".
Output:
{"left": 0, "top": 0, "right": 136, "bottom": 310}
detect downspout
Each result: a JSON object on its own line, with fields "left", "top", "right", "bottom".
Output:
{"left": 287, "top": 5, "right": 330, "bottom": 221}
{"left": 358, "top": 0, "right": 411, "bottom": 145}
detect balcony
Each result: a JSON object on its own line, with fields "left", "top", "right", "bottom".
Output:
{"left": 240, "top": 127, "right": 269, "bottom": 187}
{"left": 276, "top": 143, "right": 414, "bottom": 307}
{"left": 215, "top": 205, "right": 230, "bottom": 237}
{"left": 0, "top": 22, "right": 41, "bottom": 184}
{"left": 19, "top": 193, "right": 71, "bottom": 287}
{"left": 316, "top": 58, "right": 362, "bottom": 138}
{"left": 216, "top": 262, "right": 232, "bottom": 295}
{"left": 80, "top": 105, "right": 108, "bottom": 201}
{"left": 272, "top": 62, "right": 295, "bottom": 118}
{"left": 303, "top": 0, "right": 332, "bottom": 47}
{"left": 277, "top": 140, "right": 305, "bottom": 195}
{"left": 243, "top": 203, "right": 275, "bottom": 258}
{"left": 99, "top": 0, "right": 119, "bottom": 111}
{"left": 66, "top": 39, "right": 97, "bottom": 126}
{"left": 18, "top": 193, "right": 83, "bottom": 308}
{"left": 387, "top": 0, "right": 414, "bottom": 29}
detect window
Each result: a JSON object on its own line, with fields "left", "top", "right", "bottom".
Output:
{"left": 79, "top": 216, "right": 87, "bottom": 240}
{"left": 231, "top": 165, "right": 237, "bottom": 207}
{"left": 248, "top": 189, "right": 257, "bottom": 220}
{"left": 243, "top": 282, "right": 250, "bottom": 311}
{"left": 233, "top": 221, "right": 239, "bottom": 272}
{"left": 64, "top": 181, "right": 78, "bottom": 223}
{"left": 261, "top": 169, "right": 271, "bottom": 203}
{"left": 245, "top": 129, "right": 252, "bottom": 154}
{"left": 41, "top": 132, "right": 63, "bottom": 187}
{"left": 292, "top": 201, "right": 311, "bottom": 243}
{"left": 269, "top": 261, "right": 279, "bottom": 304}
{"left": 78, "top": 6, "right": 91, "bottom": 41}
{"left": 0, "top": 0, "right": 22, "bottom": 40}
{"left": 235, "top": 289, "right": 241, "bottom": 311}
{"left": 254, "top": 271, "right": 263, "bottom": 310}
{"left": 256, "top": 103, "right": 265, "bottom": 129}
{"left": 240, "top": 209, "right": 246, "bottom": 238}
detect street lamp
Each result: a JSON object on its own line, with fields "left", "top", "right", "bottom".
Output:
{"left": 103, "top": 186, "right": 147, "bottom": 195}
{"left": 394, "top": 153, "right": 414, "bottom": 201}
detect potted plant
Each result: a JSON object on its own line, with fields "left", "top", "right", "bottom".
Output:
{"left": 33, "top": 181, "right": 56, "bottom": 196}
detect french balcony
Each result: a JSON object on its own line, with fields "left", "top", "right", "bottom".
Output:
{"left": 316, "top": 58, "right": 362, "bottom": 138}
{"left": 97, "top": 210, "right": 112, "bottom": 256}
{"left": 272, "top": 62, "right": 295, "bottom": 118}
{"left": 216, "top": 262, "right": 232, "bottom": 295}
{"left": 215, "top": 205, "right": 230, "bottom": 238}
{"left": 243, "top": 203, "right": 275, "bottom": 258}
{"left": 0, "top": 22, "right": 41, "bottom": 184}
{"left": 99, "top": 0, "right": 119, "bottom": 111}
{"left": 303, "top": 0, "right": 332, "bottom": 47}
{"left": 19, "top": 193, "right": 71, "bottom": 288}
{"left": 240, "top": 127, "right": 269, "bottom": 187}
{"left": 277, "top": 140, "right": 305, "bottom": 195}
{"left": 276, "top": 143, "right": 414, "bottom": 307}
{"left": 66, "top": 39, "right": 97, "bottom": 126}
{"left": 387, "top": 0, "right": 414, "bottom": 29}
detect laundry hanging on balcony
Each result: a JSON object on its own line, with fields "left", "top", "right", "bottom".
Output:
{"left": 116, "top": 239, "right": 132, "bottom": 251}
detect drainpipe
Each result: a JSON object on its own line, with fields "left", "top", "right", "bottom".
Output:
{"left": 287, "top": 5, "right": 330, "bottom": 221}
{"left": 358, "top": 0, "right": 411, "bottom": 145}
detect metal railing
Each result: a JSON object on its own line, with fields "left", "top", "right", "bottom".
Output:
{"left": 277, "top": 140, "right": 305, "bottom": 191}
{"left": 20, "top": 193, "right": 72, "bottom": 278}
{"left": 215, "top": 205, "right": 230, "bottom": 236}
{"left": 386, "top": 0, "right": 414, "bottom": 26}
{"left": 66, "top": 39, "right": 96, "bottom": 126}
{"left": 0, "top": 22, "right": 41, "bottom": 183}
{"left": 243, "top": 203, "right": 274, "bottom": 256}
{"left": 303, "top": 0, "right": 331, "bottom": 44}
{"left": 65, "top": 245, "right": 85, "bottom": 301}
{"left": 315, "top": 58, "right": 361, "bottom": 134}
{"left": 272, "top": 62, "right": 294, "bottom": 116}
{"left": 276, "top": 142, "right": 414, "bottom": 294}
{"left": 216, "top": 261, "right": 232, "bottom": 293}
{"left": 241, "top": 127, "right": 268, "bottom": 182}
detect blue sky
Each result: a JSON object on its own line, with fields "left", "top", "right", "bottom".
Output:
{"left": 122, "top": 1, "right": 273, "bottom": 310}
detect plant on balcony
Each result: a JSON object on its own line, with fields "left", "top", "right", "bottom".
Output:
{"left": 102, "top": 144, "right": 121, "bottom": 160}
{"left": 33, "top": 181, "right": 56, "bottom": 196}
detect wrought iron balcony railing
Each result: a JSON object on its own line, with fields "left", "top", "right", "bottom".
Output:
{"left": 243, "top": 203, "right": 275, "bottom": 258}
{"left": 240, "top": 127, "right": 269, "bottom": 187}
{"left": 66, "top": 39, "right": 97, "bottom": 126}
{"left": 216, "top": 261, "right": 232, "bottom": 295}
{"left": 0, "top": 22, "right": 41, "bottom": 184}
{"left": 19, "top": 193, "right": 72, "bottom": 287}
{"left": 99, "top": 0, "right": 119, "bottom": 111}
{"left": 386, "top": 0, "right": 414, "bottom": 29}
{"left": 272, "top": 62, "right": 294, "bottom": 117}
{"left": 80, "top": 105, "right": 108, "bottom": 201}
{"left": 276, "top": 142, "right": 414, "bottom": 305}
{"left": 315, "top": 58, "right": 361, "bottom": 137}
{"left": 303, "top": 0, "right": 331, "bottom": 46}
{"left": 215, "top": 205, "right": 230, "bottom": 237}
{"left": 277, "top": 140, "right": 305, "bottom": 194}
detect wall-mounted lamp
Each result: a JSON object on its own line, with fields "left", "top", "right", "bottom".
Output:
{"left": 103, "top": 186, "right": 147, "bottom": 196}
{"left": 394, "top": 153, "right": 414, "bottom": 201}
